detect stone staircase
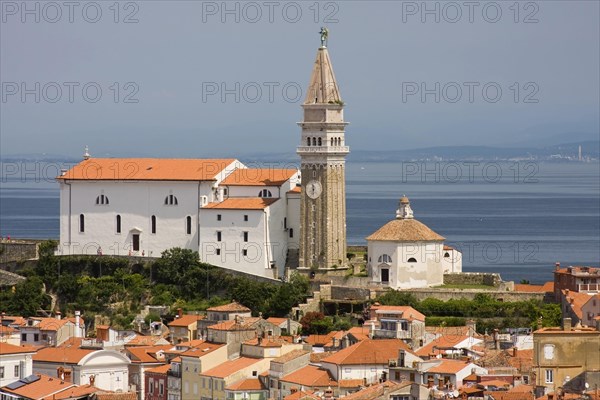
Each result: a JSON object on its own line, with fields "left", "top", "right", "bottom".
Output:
{"left": 291, "top": 283, "right": 331, "bottom": 320}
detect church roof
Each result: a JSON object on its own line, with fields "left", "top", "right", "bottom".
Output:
{"left": 57, "top": 158, "right": 236, "bottom": 181}
{"left": 203, "top": 198, "right": 279, "bottom": 210}
{"left": 366, "top": 218, "right": 445, "bottom": 242}
{"left": 221, "top": 169, "right": 297, "bottom": 186}
{"left": 304, "top": 47, "right": 342, "bottom": 105}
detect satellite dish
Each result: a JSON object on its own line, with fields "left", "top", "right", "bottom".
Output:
{"left": 585, "top": 383, "right": 590, "bottom": 389}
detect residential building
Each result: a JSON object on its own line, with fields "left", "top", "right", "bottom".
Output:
{"left": 365, "top": 304, "right": 427, "bottom": 348}
{"left": 0, "top": 343, "right": 36, "bottom": 387}
{"left": 532, "top": 320, "right": 600, "bottom": 395}
{"left": 18, "top": 314, "right": 84, "bottom": 347}
{"left": 179, "top": 341, "right": 227, "bottom": 400}
{"left": 554, "top": 264, "right": 600, "bottom": 299}
{"left": 560, "top": 289, "right": 600, "bottom": 327}
{"left": 166, "top": 357, "right": 181, "bottom": 400}
{"left": 392, "top": 359, "right": 487, "bottom": 392}
{"left": 125, "top": 345, "right": 171, "bottom": 400}
{"left": 199, "top": 357, "right": 270, "bottom": 400}
{"left": 145, "top": 364, "right": 170, "bottom": 400}
{"left": 168, "top": 313, "right": 203, "bottom": 344}
{"left": 198, "top": 302, "right": 252, "bottom": 338}
{"left": 224, "top": 378, "right": 268, "bottom": 400}
{"left": 266, "top": 349, "right": 311, "bottom": 400}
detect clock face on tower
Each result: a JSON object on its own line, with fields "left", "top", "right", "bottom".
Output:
{"left": 306, "top": 179, "right": 322, "bottom": 199}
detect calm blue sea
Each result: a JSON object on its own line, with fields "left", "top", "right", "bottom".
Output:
{"left": 1, "top": 161, "right": 599, "bottom": 284}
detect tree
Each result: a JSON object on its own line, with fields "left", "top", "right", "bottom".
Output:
{"left": 300, "top": 312, "right": 332, "bottom": 334}
{"left": 152, "top": 248, "right": 200, "bottom": 285}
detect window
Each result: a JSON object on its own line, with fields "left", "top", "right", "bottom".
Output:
{"left": 149, "top": 379, "right": 154, "bottom": 393}
{"left": 407, "top": 257, "right": 417, "bottom": 263}
{"left": 217, "top": 214, "right": 222, "bottom": 221}
{"left": 216, "top": 248, "right": 221, "bottom": 256}
{"left": 444, "top": 252, "right": 450, "bottom": 257}
{"left": 284, "top": 217, "right": 287, "bottom": 229}
{"left": 312, "top": 137, "right": 316, "bottom": 146}
{"left": 244, "top": 215, "right": 248, "bottom": 222}
{"left": 151, "top": 215, "right": 157, "bottom": 234}
{"left": 186, "top": 216, "right": 192, "bottom": 235}
{"left": 242, "top": 249, "right": 248, "bottom": 256}
{"left": 165, "top": 194, "right": 178, "bottom": 205}
{"left": 217, "top": 231, "right": 222, "bottom": 242}
{"left": 545, "top": 369, "right": 553, "bottom": 384}
{"left": 318, "top": 137, "right": 322, "bottom": 146}
{"left": 544, "top": 344, "right": 555, "bottom": 360}
{"left": 258, "top": 189, "right": 273, "bottom": 198}
{"left": 34, "top": 333, "right": 39, "bottom": 341}
{"left": 14, "top": 365, "right": 19, "bottom": 378}
{"left": 21, "top": 333, "right": 26, "bottom": 341}
{"left": 79, "top": 214, "right": 85, "bottom": 233}
{"left": 95, "top": 194, "right": 109, "bottom": 205}
{"left": 243, "top": 231, "right": 249, "bottom": 242}
{"left": 0, "top": 367, "right": 4, "bottom": 379}
{"left": 116, "top": 215, "right": 121, "bottom": 234}
{"left": 289, "top": 228, "right": 294, "bottom": 238}
{"left": 159, "top": 382, "right": 164, "bottom": 395}
{"left": 307, "top": 137, "right": 311, "bottom": 146}
{"left": 378, "top": 254, "right": 392, "bottom": 263}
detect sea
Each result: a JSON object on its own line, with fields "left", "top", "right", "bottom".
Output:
{"left": 1, "top": 160, "right": 598, "bottom": 284}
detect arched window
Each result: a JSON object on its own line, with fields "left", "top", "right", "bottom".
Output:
{"left": 307, "top": 137, "right": 311, "bottom": 146}
{"left": 258, "top": 189, "right": 273, "bottom": 198}
{"left": 318, "top": 137, "right": 322, "bottom": 146}
{"left": 378, "top": 254, "right": 392, "bottom": 263}
{"left": 96, "top": 194, "right": 109, "bottom": 205}
{"left": 312, "top": 137, "right": 316, "bottom": 146}
{"left": 165, "top": 195, "right": 178, "bottom": 205}
{"left": 151, "top": 215, "right": 156, "bottom": 234}
{"left": 330, "top": 138, "right": 334, "bottom": 146}
{"left": 116, "top": 215, "right": 121, "bottom": 234}
{"left": 407, "top": 257, "right": 417, "bottom": 263}
{"left": 79, "top": 214, "right": 85, "bottom": 233}
{"left": 186, "top": 216, "right": 192, "bottom": 235}
{"left": 444, "top": 252, "right": 450, "bottom": 258}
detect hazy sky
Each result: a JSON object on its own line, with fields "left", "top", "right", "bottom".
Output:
{"left": 1, "top": 0, "right": 599, "bottom": 158}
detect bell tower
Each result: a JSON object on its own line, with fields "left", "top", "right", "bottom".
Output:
{"left": 297, "top": 29, "right": 349, "bottom": 269}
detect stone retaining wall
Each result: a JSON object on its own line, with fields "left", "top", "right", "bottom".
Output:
{"left": 443, "top": 272, "right": 503, "bottom": 286}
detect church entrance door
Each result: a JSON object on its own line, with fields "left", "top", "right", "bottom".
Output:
{"left": 132, "top": 234, "right": 140, "bottom": 251}
{"left": 381, "top": 268, "right": 389, "bottom": 283}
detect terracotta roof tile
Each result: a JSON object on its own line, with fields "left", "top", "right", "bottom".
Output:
{"left": 484, "top": 391, "right": 534, "bottom": 400}
{"left": 33, "top": 346, "right": 94, "bottom": 364}
{"left": 321, "top": 339, "right": 414, "bottom": 365}
{"left": 167, "top": 314, "right": 204, "bottom": 327}
{"left": 370, "top": 305, "right": 426, "bottom": 322}
{"left": 366, "top": 218, "right": 444, "bottom": 242}
{"left": 426, "top": 359, "right": 471, "bottom": 374}
{"left": 57, "top": 158, "right": 236, "bottom": 181}
{"left": 303, "top": 332, "right": 338, "bottom": 346}
{"left": 280, "top": 365, "right": 334, "bottom": 387}
{"left": 201, "top": 357, "right": 263, "bottom": 378}
{"left": 0, "top": 342, "right": 38, "bottom": 355}
{"left": 178, "top": 341, "right": 224, "bottom": 358}
{"left": 415, "top": 335, "right": 474, "bottom": 357}
{"left": 125, "top": 345, "right": 172, "bottom": 363}
{"left": 221, "top": 169, "right": 298, "bottom": 186}
{"left": 225, "top": 378, "right": 266, "bottom": 391}
{"left": 42, "top": 384, "right": 99, "bottom": 400}
{"left": 93, "top": 391, "right": 138, "bottom": 400}
{"left": 207, "top": 302, "right": 251, "bottom": 313}
{"left": 208, "top": 317, "right": 260, "bottom": 331}
{"left": 272, "top": 349, "right": 309, "bottom": 364}
{"left": 342, "top": 381, "right": 410, "bottom": 400}
{"left": 146, "top": 363, "right": 172, "bottom": 374}
{"left": 1, "top": 374, "right": 76, "bottom": 400}
{"left": 203, "top": 197, "right": 279, "bottom": 210}
{"left": 283, "top": 390, "right": 320, "bottom": 400}
{"left": 266, "top": 317, "right": 288, "bottom": 325}
{"left": 287, "top": 186, "right": 302, "bottom": 194}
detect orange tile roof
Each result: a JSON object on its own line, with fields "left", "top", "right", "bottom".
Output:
{"left": 346, "top": 326, "right": 370, "bottom": 342}
{"left": 321, "top": 339, "right": 414, "bottom": 365}
{"left": 0, "top": 342, "right": 38, "bottom": 355}
{"left": 207, "top": 302, "right": 251, "bottom": 313}
{"left": 266, "top": 317, "right": 288, "bottom": 325}
{"left": 225, "top": 378, "right": 266, "bottom": 391}
{"left": 243, "top": 336, "right": 292, "bottom": 347}
{"left": 125, "top": 335, "right": 167, "bottom": 347}
{"left": 22, "top": 318, "right": 69, "bottom": 331}
{"left": 287, "top": 186, "right": 301, "bottom": 194}
{"left": 57, "top": 158, "right": 236, "bottom": 181}
{"left": 310, "top": 352, "right": 334, "bottom": 363}
{"left": 303, "top": 332, "right": 339, "bottom": 346}
{"left": 427, "top": 359, "right": 471, "bottom": 374}
{"left": 272, "top": 349, "right": 309, "bottom": 363}
{"left": 221, "top": 169, "right": 297, "bottom": 186}
{"left": 563, "top": 290, "right": 600, "bottom": 320}
{"left": 366, "top": 218, "right": 445, "bottom": 242}
{"left": 168, "top": 314, "right": 204, "bottom": 327}
{"left": 0, "top": 325, "right": 15, "bottom": 334}
{"left": 146, "top": 363, "right": 172, "bottom": 374}
{"left": 1, "top": 374, "right": 76, "bottom": 400}
{"left": 514, "top": 284, "right": 547, "bottom": 292}
{"left": 415, "top": 335, "right": 472, "bottom": 357}
{"left": 284, "top": 390, "right": 320, "bottom": 400}
{"left": 370, "top": 305, "right": 426, "bottom": 322}
{"left": 1, "top": 316, "right": 26, "bottom": 326}
{"left": 125, "top": 345, "right": 171, "bottom": 363}
{"left": 280, "top": 365, "right": 335, "bottom": 387}
{"left": 33, "top": 346, "right": 94, "bottom": 364}
{"left": 94, "top": 392, "right": 137, "bottom": 400}
{"left": 479, "top": 379, "right": 512, "bottom": 388}
{"left": 507, "top": 384, "right": 535, "bottom": 393}
{"left": 338, "top": 379, "right": 364, "bottom": 388}
{"left": 201, "top": 357, "right": 262, "bottom": 378}
{"left": 484, "top": 391, "right": 534, "bottom": 400}
{"left": 42, "top": 384, "right": 99, "bottom": 400}
{"left": 203, "top": 197, "right": 279, "bottom": 210}
{"left": 179, "top": 342, "right": 224, "bottom": 358}
{"left": 208, "top": 317, "right": 260, "bottom": 331}
{"left": 342, "top": 381, "right": 410, "bottom": 400}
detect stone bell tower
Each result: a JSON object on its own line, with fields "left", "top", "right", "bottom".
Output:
{"left": 297, "top": 29, "right": 349, "bottom": 269}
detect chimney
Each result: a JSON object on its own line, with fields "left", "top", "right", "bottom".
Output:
{"left": 56, "top": 311, "right": 61, "bottom": 320}
{"left": 467, "top": 319, "right": 476, "bottom": 337}
{"left": 513, "top": 347, "right": 517, "bottom": 357}
{"left": 555, "top": 262, "right": 560, "bottom": 271}
{"left": 177, "top": 308, "right": 183, "bottom": 318}
{"left": 563, "top": 318, "right": 572, "bottom": 332}
{"left": 74, "top": 311, "right": 81, "bottom": 338}
{"left": 493, "top": 329, "right": 500, "bottom": 350}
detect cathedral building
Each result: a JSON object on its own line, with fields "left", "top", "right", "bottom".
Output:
{"left": 56, "top": 35, "right": 349, "bottom": 279}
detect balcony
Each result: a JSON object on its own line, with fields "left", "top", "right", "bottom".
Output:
{"left": 296, "top": 146, "right": 350, "bottom": 155}
{"left": 578, "top": 283, "right": 600, "bottom": 292}
{"left": 373, "top": 329, "right": 411, "bottom": 340}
